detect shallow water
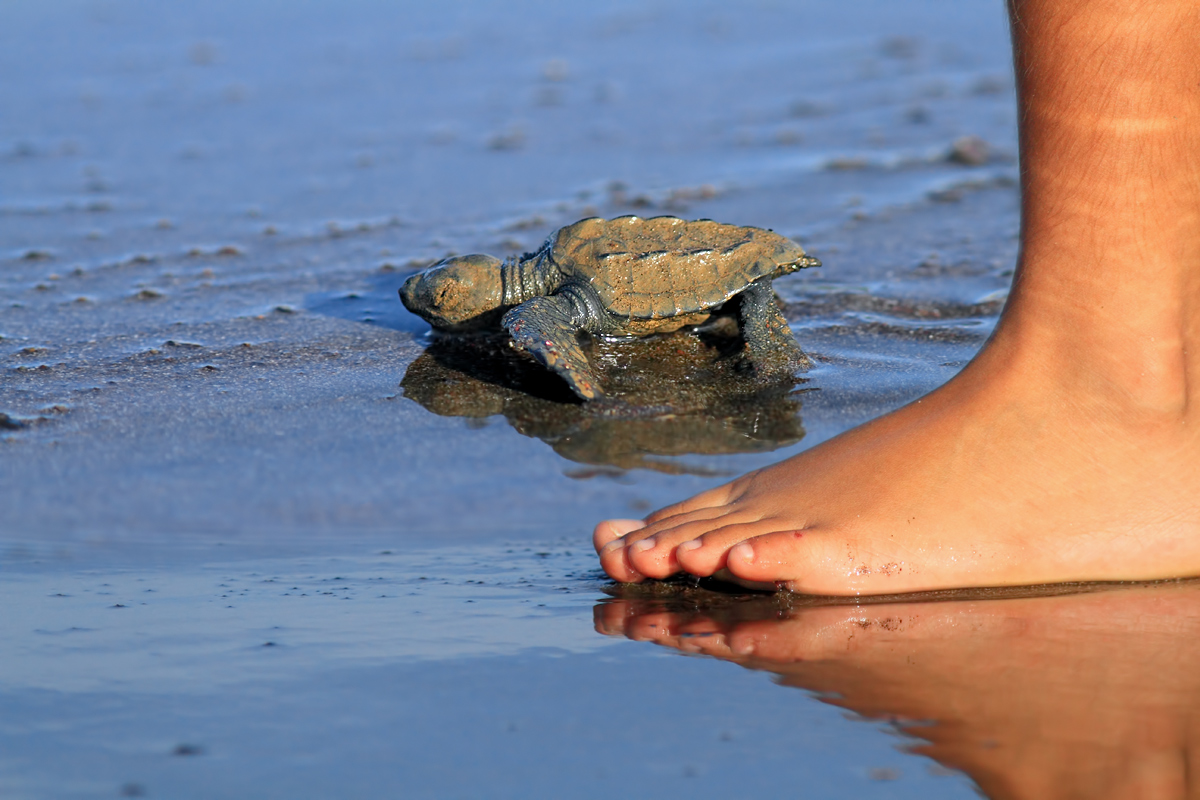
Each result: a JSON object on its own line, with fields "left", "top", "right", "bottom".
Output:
{"left": 0, "top": 0, "right": 1050, "bottom": 797}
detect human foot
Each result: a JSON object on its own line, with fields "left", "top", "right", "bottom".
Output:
{"left": 594, "top": 0, "right": 1200, "bottom": 596}
{"left": 595, "top": 344, "right": 1200, "bottom": 594}
{"left": 596, "top": 581, "right": 1200, "bottom": 799}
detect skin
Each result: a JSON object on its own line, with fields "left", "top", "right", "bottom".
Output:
{"left": 399, "top": 255, "right": 505, "bottom": 331}
{"left": 593, "top": 0, "right": 1200, "bottom": 595}
{"left": 596, "top": 582, "right": 1200, "bottom": 799}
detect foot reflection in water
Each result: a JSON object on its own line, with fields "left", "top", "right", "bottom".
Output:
{"left": 596, "top": 580, "right": 1200, "bottom": 799}
{"left": 400, "top": 324, "right": 806, "bottom": 474}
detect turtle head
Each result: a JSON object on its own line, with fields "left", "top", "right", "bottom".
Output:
{"left": 399, "top": 254, "right": 506, "bottom": 331}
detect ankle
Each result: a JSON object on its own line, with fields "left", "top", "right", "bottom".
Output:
{"left": 980, "top": 295, "right": 1194, "bottom": 424}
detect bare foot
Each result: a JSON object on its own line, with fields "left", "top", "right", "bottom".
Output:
{"left": 594, "top": 0, "right": 1200, "bottom": 596}
{"left": 596, "top": 340, "right": 1200, "bottom": 594}
{"left": 596, "top": 581, "right": 1200, "bottom": 799}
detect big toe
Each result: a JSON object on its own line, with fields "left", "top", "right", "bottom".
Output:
{"left": 724, "top": 529, "right": 821, "bottom": 589}
{"left": 593, "top": 518, "right": 645, "bottom": 552}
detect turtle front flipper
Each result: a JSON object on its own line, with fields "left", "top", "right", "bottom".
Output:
{"left": 503, "top": 296, "right": 604, "bottom": 400}
{"left": 738, "top": 278, "right": 810, "bottom": 374}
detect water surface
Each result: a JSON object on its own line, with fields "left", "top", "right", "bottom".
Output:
{"left": 0, "top": 1, "right": 1037, "bottom": 797}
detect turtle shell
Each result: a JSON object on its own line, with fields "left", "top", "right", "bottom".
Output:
{"left": 545, "top": 216, "right": 810, "bottom": 320}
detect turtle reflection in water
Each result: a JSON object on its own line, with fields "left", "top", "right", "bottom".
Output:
{"left": 399, "top": 216, "right": 819, "bottom": 400}
{"left": 400, "top": 321, "right": 807, "bottom": 475}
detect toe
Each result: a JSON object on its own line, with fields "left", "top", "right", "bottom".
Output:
{"left": 598, "top": 537, "right": 646, "bottom": 583}
{"left": 723, "top": 529, "right": 827, "bottom": 590}
{"left": 622, "top": 535, "right": 676, "bottom": 579}
{"left": 593, "top": 518, "right": 645, "bottom": 552}
{"left": 672, "top": 520, "right": 801, "bottom": 577}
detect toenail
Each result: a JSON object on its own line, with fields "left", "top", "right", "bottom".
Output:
{"left": 632, "top": 538, "right": 656, "bottom": 552}
{"left": 731, "top": 542, "right": 754, "bottom": 563}
{"left": 677, "top": 539, "right": 702, "bottom": 552}
{"left": 601, "top": 539, "right": 624, "bottom": 555}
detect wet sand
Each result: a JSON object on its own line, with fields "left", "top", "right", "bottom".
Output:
{"left": 3, "top": 1, "right": 1018, "bottom": 797}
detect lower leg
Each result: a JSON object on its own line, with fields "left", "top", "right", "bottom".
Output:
{"left": 594, "top": 0, "right": 1200, "bottom": 594}
{"left": 1001, "top": 0, "right": 1200, "bottom": 411}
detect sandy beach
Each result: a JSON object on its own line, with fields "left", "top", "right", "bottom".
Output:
{"left": 3, "top": 0, "right": 1020, "bottom": 796}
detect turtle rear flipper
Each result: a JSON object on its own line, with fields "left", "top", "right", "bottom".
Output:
{"left": 503, "top": 296, "right": 604, "bottom": 400}
{"left": 738, "top": 278, "right": 809, "bottom": 373}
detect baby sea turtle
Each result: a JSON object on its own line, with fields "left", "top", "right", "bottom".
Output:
{"left": 399, "top": 215, "right": 820, "bottom": 400}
